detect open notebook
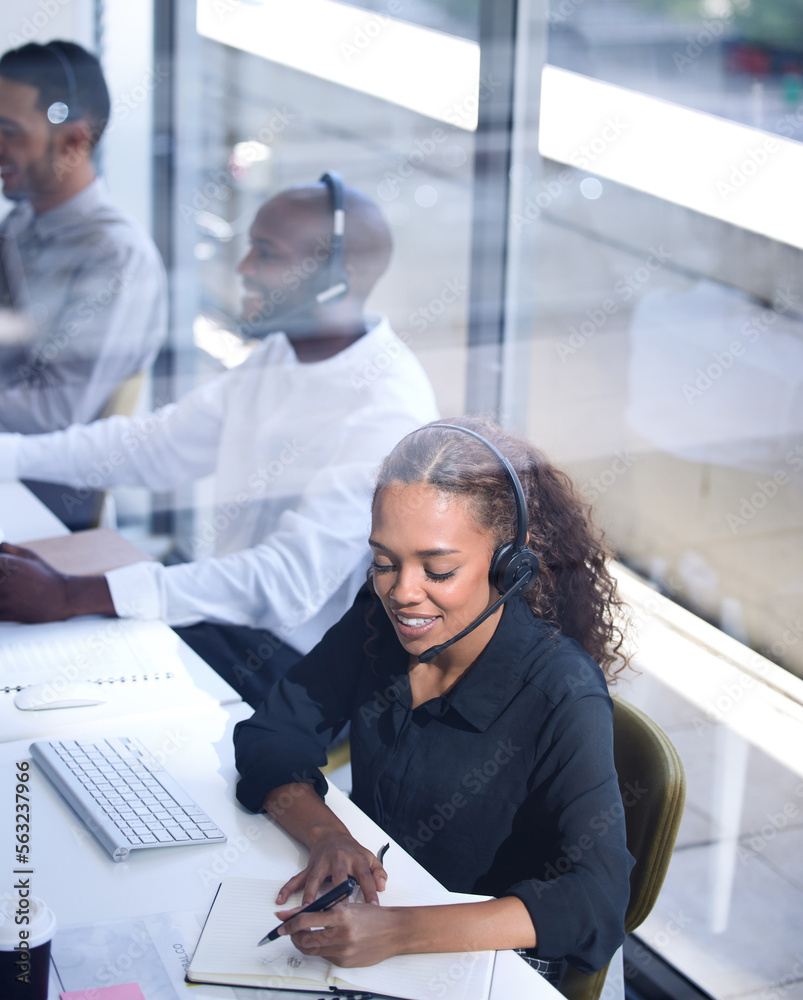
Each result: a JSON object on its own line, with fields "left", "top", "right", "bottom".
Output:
{"left": 187, "top": 877, "right": 496, "bottom": 1000}
{"left": 0, "top": 617, "right": 233, "bottom": 741}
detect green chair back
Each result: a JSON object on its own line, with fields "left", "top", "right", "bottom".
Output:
{"left": 560, "top": 696, "right": 686, "bottom": 1000}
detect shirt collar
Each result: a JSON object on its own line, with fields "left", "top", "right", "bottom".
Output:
{"left": 306, "top": 314, "right": 389, "bottom": 370}
{"left": 257, "top": 315, "right": 389, "bottom": 371}
{"left": 27, "top": 178, "right": 106, "bottom": 240}
{"left": 372, "top": 593, "right": 555, "bottom": 732}
{"left": 440, "top": 598, "right": 554, "bottom": 732}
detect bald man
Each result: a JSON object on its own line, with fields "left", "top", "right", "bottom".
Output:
{"left": 0, "top": 177, "right": 439, "bottom": 704}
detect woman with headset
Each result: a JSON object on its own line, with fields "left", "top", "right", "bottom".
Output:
{"left": 233, "top": 417, "right": 634, "bottom": 983}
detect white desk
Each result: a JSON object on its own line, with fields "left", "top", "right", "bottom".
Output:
{"left": 0, "top": 704, "right": 555, "bottom": 1000}
{"left": 0, "top": 616, "right": 241, "bottom": 743}
{"left": 1, "top": 486, "right": 556, "bottom": 999}
{"left": 1, "top": 483, "right": 242, "bottom": 739}
{"left": 1, "top": 481, "right": 70, "bottom": 542}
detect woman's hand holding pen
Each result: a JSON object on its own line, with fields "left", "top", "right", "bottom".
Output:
{"left": 273, "top": 899, "right": 404, "bottom": 968}
{"left": 275, "top": 832, "right": 388, "bottom": 907}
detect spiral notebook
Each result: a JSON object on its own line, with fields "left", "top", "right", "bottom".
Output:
{"left": 187, "top": 877, "right": 496, "bottom": 1000}
{"left": 0, "top": 617, "right": 225, "bottom": 740}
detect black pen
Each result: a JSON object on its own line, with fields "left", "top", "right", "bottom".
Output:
{"left": 258, "top": 877, "right": 357, "bottom": 945}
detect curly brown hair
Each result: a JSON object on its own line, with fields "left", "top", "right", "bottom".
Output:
{"left": 372, "top": 417, "right": 631, "bottom": 681}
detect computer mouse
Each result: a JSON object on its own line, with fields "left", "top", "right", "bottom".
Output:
{"left": 14, "top": 681, "right": 107, "bottom": 711}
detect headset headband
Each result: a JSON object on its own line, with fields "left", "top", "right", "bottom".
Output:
{"left": 45, "top": 43, "right": 81, "bottom": 124}
{"left": 428, "top": 423, "right": 529, "bottom": 550}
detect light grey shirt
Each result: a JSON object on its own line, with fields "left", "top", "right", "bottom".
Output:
{"left": 0, "top": 179, "right": 167, "bottom": 433}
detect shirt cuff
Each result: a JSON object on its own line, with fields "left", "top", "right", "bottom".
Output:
{"left": 0, "top": 434, "right": 22, "bottom": 481}
{"left": 106, "top": 561, "right": 165, "bottom": 620}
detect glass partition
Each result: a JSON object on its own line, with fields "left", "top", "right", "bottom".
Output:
{"left": 505, "top": 0, "right": 803, "bottom": 680}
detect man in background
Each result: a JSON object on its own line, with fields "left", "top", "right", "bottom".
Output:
{"left": 0, "top": 176, "right": 438, "bottom": 705}
{"left": 0, "top": 41, "right": 167, "bottom": 521}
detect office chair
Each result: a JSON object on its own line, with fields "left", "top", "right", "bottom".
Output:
{"left": 100, "top": 370, "right": 145, "bottom": 421}
{"left": 322, "top": 738, "right": 351, "bottom": 776}
{"left": 21, "top": 371, "right": 147, "bottom": 531}
{"left": 559, "top": 696, "right": 686, "bottom": 1000}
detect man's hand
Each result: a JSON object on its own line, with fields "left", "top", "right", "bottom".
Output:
{"left": 0, "top": 542, "right": 115, "bottom": 622}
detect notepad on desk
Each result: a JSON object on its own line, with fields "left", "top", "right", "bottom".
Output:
{"left": 0, "top": 617, "right": 228, "bottom": 740}
{"left": 18, "top": 527, "right": 152, "bottom": 576}
{"left": 187, "top": 877, "right": 496, "bottom": 1000}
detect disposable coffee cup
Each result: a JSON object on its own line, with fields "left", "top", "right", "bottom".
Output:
{"left": 0, "top": 895, "right": 57, "bottom": 1000}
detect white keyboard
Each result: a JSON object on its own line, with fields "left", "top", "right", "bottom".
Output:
{"left": 31, "top": 737, "right": 227, "bottom": 862}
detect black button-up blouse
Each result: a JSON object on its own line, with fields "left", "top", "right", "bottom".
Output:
{"left": 234, "top": 585, "right": 634, "bottom": 973}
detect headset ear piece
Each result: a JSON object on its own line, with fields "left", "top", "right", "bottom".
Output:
{"left": 317, "top": 171, "right": 350, "bottom": 305}
{"left": 490, "top": 544, "right": 539, "bottom": 595}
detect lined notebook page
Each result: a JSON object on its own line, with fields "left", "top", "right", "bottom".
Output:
{"left": 188, "top": 879, "right": 332, "bottom": 988}
{"left": 189, "top": 878, "right": 495, "bottom": 1000}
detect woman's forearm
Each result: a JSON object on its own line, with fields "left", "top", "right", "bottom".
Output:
{"left": 262, "top": 782, "right": 388, "bottom": 905}
{"left": 393, "top": 896, "right": 536, "bottom": 954}
{"left": 262, "top": 782, "right": 350, "bottom": 848}
{"left": 281, "top": 895, "right": 538, "bottom": 967}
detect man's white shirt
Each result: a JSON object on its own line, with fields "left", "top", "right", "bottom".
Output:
{"left": 0, "top": 318, "right": 438, "bottom": 653}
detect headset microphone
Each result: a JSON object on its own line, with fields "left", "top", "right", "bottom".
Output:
{"left": 417, "top": 571, "right": 534, "bottom": 664}
{"left": 415, "top": 423, "right": 540, "bottom": 665}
